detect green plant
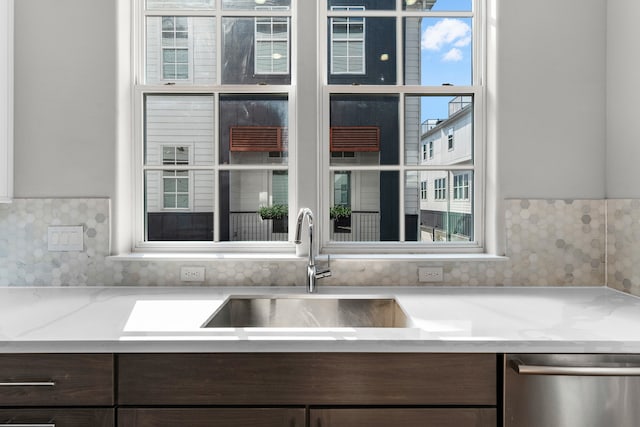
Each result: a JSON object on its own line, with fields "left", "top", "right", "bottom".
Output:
{"left": 330, "top": 205, "right": 352, "bottom": 220}
{"left": 258, "top": 204, "right": 288, "bottom": 220}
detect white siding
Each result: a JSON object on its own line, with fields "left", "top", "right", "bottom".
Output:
{"left": 403, "top": 18, "right": 422, "bottom": 216}
{"left": 145, "top": 95, "right": 214, "bottom": 213}
{"left": 353, "top": 170, "right": 379, "bottom": 211}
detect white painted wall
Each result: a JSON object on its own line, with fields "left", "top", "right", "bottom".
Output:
{"left": 14, "top": 0, "right": 115, "bottom": 198}
{"left": 12, "top": 0, "right": 610, "bottom": 200}
{"left": 497, "top": 0, "right": 606, "bottom": 199}
{"left": 606, "top": 0, "right": 640, "bottom": 198}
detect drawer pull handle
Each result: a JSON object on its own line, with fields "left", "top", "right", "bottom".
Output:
{"left": 0, "top": 382, "right": 56, "bottom": 387}
{"left": 0, "top": 425, "right": 56, "bottom": 427}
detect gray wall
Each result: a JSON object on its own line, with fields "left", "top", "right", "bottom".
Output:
{"left": 497, "top": 0, "right": 606, "bottom": 199}
{"left": 14, "top": 0, "right": 115, "bottom": 198}
{"left": 13, "top": 0, "right": 616, "bottom": 200}
{"left": 606, "top": 0, "right": 640, "bottom": 198}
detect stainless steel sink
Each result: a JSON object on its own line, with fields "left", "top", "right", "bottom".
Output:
{"left": 202, "top": 296, "right": 410, "bottom": 328}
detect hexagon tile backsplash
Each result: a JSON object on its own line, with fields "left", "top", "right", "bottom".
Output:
{"left": 0, "top": 197, "right": 635, "bottom": 292}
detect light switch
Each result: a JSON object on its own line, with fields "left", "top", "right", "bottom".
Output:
{"left": 48, "top": 226, "right": 84, "bottom": 252}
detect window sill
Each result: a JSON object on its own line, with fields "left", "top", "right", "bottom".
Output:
{"left": 108, "top": 252, "right": 508, "bottom": 263}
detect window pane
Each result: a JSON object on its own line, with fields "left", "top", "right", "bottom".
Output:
{"left": 220, "top": 94, "right": 289, "bottom": 165}
{"left": 328, "top": 0, "right": 395, "bottom": 11}
{"left": 408, "top": 170, "right": 473, "bottom": 242}
{"left": 329, "top": 171, "right": 399, "bottom": 242}
{"left": 222, "top": 0, "right": 290, "bottom": 10}
{"left": 328, "top": 17, "right": 395, "bottom": 84}
{"left": 404, "top": 95, "right": 473, "bottom": 165}
{"left": 147, "top": 0, "right": 214, "bottom": 9}
{"left": 145, "top": 170, "right": 214, "bottom": 241}
{"left": 219, "top": 170, "right": 289, "bottom": 242}
{"left": 403, "top": 0, "right": 472, "bottom": 11}
{"left": 330, "top": 95, "right": 399, "bottom": 166}
{"left": 146, "top": 17, "right": 216, "bottom": 85}
{"left": 222, "top": 17, "right": 291, "bottom": 84}
{"left": 404, "top": 17, "right": 472, "bottom": 86}
{"left": 144, "top": 95, "right": 214, "bottom": 166}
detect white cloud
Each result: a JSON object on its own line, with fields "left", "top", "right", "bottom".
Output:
{"left": 421, "top": 19, "right": 471, "bottom": 52}
{"left": 442, "top": 48, "right": 463, "bottom": 62}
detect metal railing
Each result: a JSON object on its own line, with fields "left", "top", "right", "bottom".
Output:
{"left": 229, "top": 211, "right": 381, "bottom": 242}
{"left": 230, "top": 212, "right": 287, "bottom": 241}
{"left": 330, "top": 211, "right": 380, "bottom": 242}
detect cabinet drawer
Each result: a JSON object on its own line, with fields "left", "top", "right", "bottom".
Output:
{"left": 118, "top": 408, "right": 305, "bottom": 427}
{"left": 311, "top": 408, "right": 496, "bottom": 427}
{"left": 0, "top": 409, "right": 114, "bottom": 427}
{"left": 0, "top": 354, "right": 113, "bottom": 406}
{"left": 118, "top": 353, "right": 496, "bottom": 406}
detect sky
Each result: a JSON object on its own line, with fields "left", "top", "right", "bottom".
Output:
{"left": 418, "top": 0, "right": 473, "bottom": 122}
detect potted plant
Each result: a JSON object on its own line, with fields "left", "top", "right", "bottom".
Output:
{"left": 330, "top": 205, "right": 351, "bottom": 233}
{"left": 258, "top": 204, "right": 288, "bottom": 233}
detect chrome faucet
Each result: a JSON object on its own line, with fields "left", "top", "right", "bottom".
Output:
{"left": 294, "top": 208, "right": 331, "bottom": 293}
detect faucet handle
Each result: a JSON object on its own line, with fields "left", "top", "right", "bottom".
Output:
{"left": 315, "top": 268, "right": 332, "bottom": 279}
{"left": 315, "top": 254, "right": 331, "bottom": 279}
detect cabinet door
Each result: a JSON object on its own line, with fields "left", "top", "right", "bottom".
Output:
{"left": 118, "top": 408, "right": 305, "bottom": 427}
{"left": 0, "top": 354, "right": 114, "bottom": 406}
{"left": 118, "top": 353, "right": 496, "bottom": 406}
{"left": 0, "top": 409, "right": 114, "bottom": 427}
{"left": 311, "top": 408, "right": 496, "bottom": 427}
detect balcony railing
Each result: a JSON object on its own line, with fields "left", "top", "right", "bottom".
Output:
{"left": 229, "top": 211, "right": 380, "bottom": 242}
{"left": 229, "top": 212, "right": 287, "bottom": 241}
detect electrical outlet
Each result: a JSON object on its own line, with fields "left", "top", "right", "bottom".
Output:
{"left": 418, "top": 267, "right": 443, "bottom": 282}
{"left": 180, "top": 266, "right": 206, "bottom": 282}
{"left": 48, "top": 226, "right": 84, "bottom": 252}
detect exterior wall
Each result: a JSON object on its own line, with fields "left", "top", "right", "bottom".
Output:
{"left": 146, "top": 17, "right": 216, "bottom": 85}
{"left": 145, "top": 95, "right": 214, "bottom": 214}
{"left": 419, "top": 104, "right": 473, "bottom": 221}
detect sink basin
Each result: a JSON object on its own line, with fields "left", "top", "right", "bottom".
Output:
{"left": 202, "top": 296, "right": 410, "bottom": 328}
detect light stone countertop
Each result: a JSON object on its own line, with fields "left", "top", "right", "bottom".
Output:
{"left": 1, "top": 286, "right": 639, "bottom": 353}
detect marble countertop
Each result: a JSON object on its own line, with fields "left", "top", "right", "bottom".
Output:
{"left": 1, "top": 286, "right": 639, "bottom": 353}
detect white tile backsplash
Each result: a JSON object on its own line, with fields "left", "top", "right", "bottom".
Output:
{"left": 0, "top": 197, "right": 621, "bottom": 289}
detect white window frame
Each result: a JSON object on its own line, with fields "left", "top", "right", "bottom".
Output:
{"left": 131, "top": 0, "right": 295, "bottom": 252}
{"left": 434, "top": 177, "right": 447, "bottom": 201}
{"left": 420, "top": 180, "right": 428, "bottom": 200}
{"left": 428, "top": 140, "right": 433, "bottom": 159}
{"left": 160, "top": 145, "right": 192, "bottom": 211}
{"left": 453, "top": 173, "right": 470, "bottom": 201}
{"left": 447, "top": 127, "right": 454, "bottom": 151}
{"left": 124, "top": 0, "right": 486, "bottom": 255}
{"left": 321, "top": 1, "right": 485, "bottom": 253}
{"left": 254, "top": 6, "right": 290, "bottom": 75}
{"left": 330, "top": 6, "right": 366, "bottom": 75}
{"left": 160, "top": 16, "right": 192, "bottom": 82}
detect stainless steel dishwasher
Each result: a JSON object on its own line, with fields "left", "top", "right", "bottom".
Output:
{"left": 505, "top": 354, "right": 640, "bottom": 427}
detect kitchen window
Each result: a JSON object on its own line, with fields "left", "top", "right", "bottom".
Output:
{"left": 129, "top": 0, "right": 484, "bottom": 253}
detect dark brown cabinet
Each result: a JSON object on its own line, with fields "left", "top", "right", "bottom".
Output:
{"left": 310, "top": 408, "right": 497, "bottom": 427}
{"left": 118, "top": 353, "right": 497, "bottom": 426}
{"left": 118, "top": 408, "right": 306, "bottom": 427}
{"left": 0, "top": 352, "right": 497, "bottom": 427}
{"left": 0, "top": 409, "right": 114, "bottom": 427}
{"left": 0, "top": 354, "right": 114, "bottom": 427}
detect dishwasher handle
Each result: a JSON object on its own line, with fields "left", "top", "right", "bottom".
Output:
{"left": 510, "top": 358, "right": 640, "bottom": 376}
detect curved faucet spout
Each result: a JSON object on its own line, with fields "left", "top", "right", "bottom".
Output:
{"left": 294, "top": 208, "right": 313, "bottom": 245}
{"left": 294, "top": 208, "right": 330, "bottom": 293}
